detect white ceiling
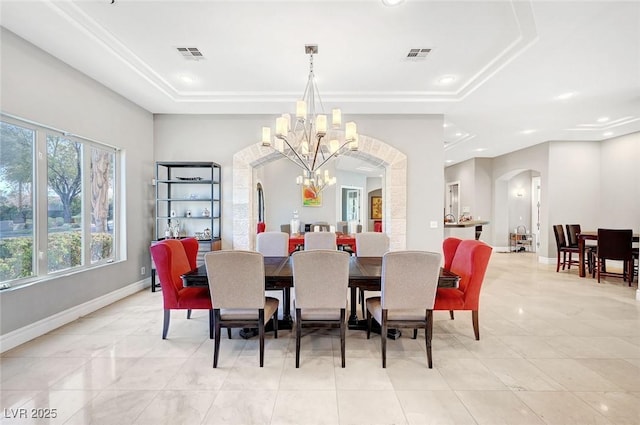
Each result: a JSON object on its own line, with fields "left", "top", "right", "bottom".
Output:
{"left": 1, "top": 0, "right": 639, "bottom": 166}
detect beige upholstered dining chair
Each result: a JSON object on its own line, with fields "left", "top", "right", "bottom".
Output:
{"left": 292, "top": 249, "right": 350, "bottom": 367}
{"left": 355, "top": 232, "right": 390, "bottom": 316}
{"left": 366, "top": 251, "right": 441, "bottom": 368}
{"left": 256, "top": 231, "right": 289, "bottom": 257}
{"left": 204, "top": 250, "right": 279, "bottom": 368}
{"left": 304, "top": 231, "right": 337, "bottom": 250}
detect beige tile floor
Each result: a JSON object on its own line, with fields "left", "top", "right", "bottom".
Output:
{"left": 1, "top": 252, "right": 639, "bottom": 425}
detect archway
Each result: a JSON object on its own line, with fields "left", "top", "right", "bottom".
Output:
{"left": 232, "top": 134, "right": 407, "bottom": 251}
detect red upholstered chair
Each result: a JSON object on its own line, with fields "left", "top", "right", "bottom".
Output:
{"left": 435, "top": 238, "right": 492, "bottom": 340}
{"left": 150, "top": 238, "right": 213, "bottom": 339}
{"left": 257, "top": 222, "right": 266, "bottom": 233}
{"left": 443, "top": 237, "right": 463, "bottom": 271}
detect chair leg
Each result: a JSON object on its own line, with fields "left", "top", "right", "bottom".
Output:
{"left": 295, "top": 308, "right": 302, "bottom": 368}
{"left": 412, "top": 329, "right": 418, "bottom": 339}
{"left": 597, "top": 258, "right": 601, "bottom": 283}
{"left": 567, "top": 252, "right": 572, "bottom": 269}
{"left": 273, "top": 311, "right": 279, "bottom": 339}
{"left": 227, "top": 328, "right": 232, "bottom": 339}
{"left": 556, "top": 251, "right": 561, "bottom": 272}
{"left": 472, "top": 310, "right": 480, "bottom": 340}
{"left": 340, "top": 309, "right": 346, "bottom": 368}
{"left": 259, "top": 309, "right": 265, "bottom": 368}
{"left": 381, "top": 310, "right": 388, "bottom": 368}
{"left": 425, "top": 310, "right": 433, "bottom": 369}
{"left": 359, "top": 289, "right": 365, "bottom": 318}
{"left": 209, "top": 309, "right": 214, "bottom": 340}
{"left": 162, "top": 309, "right": 170, "bottom": 339}
{"left": 449, "top": 311, "right": 454, "bottom": 320}
{"left": 213, "top": 310, "right": 221, "bottom": 368}
{"left": 187, "top": 309, "right": 192, "bottom": 319}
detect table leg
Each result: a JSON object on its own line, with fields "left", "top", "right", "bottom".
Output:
{"left": 578, "top": 237, "right": 585, "bottom": 277}
{"left": 348, "top": 287, "right": 359, "bottom": 326}
{"left": 474, "top": 225, "right": 483, "bottom": 240}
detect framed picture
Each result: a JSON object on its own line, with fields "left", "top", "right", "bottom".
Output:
{"left": 371, "top": 196, "right": 382, "bottom": 219}
{"left": 302, "top": 186, "right": 322, "bottom": 207}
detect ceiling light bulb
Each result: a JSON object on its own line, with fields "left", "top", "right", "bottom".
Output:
{"left": 438, "top": 75, "right": 456, "bottom": 85}
{"left": 521, "top": 129, "right": 535, "bottom": 135}
{"left": 597, "top": 117, "right": 609, "bottom": 123}
{"left": 554, "top": 92, "right": 576, "bottom": 101}
{"left": 603, "top": 131, "right": 613, "bottom": 137}
{"left": 382, "top": 0, "right": 405, "bottom": 6}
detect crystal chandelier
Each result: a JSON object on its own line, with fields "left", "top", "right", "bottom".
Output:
{"left": 261, "top": 45, "right": 358, "bottom": 194}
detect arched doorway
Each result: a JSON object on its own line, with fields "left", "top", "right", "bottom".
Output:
{"left": 232, "top": 134, "right": 407, "bottom": 250}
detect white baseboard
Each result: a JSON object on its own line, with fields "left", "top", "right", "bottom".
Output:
{"left": 0, "top": 278, "right": 150, "bottom": 353}
{"left": 538, "top": 256, "right": 555, "bottom": 264}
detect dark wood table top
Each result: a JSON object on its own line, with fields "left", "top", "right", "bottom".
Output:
{"left": 182, "top": 256, "right": 459, "bottom": 289}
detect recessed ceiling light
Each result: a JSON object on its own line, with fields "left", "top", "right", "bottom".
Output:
{"left": 179, "top": 75, "right": 195, "bottom": 84}
{"left": 554, "top": 92, "right": 576, "bottom": 101}
{"left": 437, "top": 75, "right": 456, "bottom": 85}
{"left": 475, "top": 148, "right": 486, "bottom": 152}
{"left": 603, "top": 131, "right": 613, "bottom": 137}
{"left": 596, "top": 117, "right": 610, "bottom": 123}
{"left": 455, "top": 132, "right": 463, "bottom": 137}
{"left": 382, "top": 0, "right": 404, "bottom": 6}
{"left": 443, "top": 122, "right": 450, "bottom": 128}
{"left": 520, "top": 129, "right": 536, "bottom": 135}
{"left": 445, "top": 160, "right": 453, "bottom": 163}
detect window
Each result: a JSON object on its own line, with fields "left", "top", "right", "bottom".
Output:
{"left": 0, "top": 115, "right": 120, "bottom": 287}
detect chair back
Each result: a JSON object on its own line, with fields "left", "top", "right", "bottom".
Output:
{"left": 292, "top": 250, "right": 350, "bottom": 309}
{"left": 448, "top": 240, "right": 493, "bottom": 309}
{"left": 553, "top": 224, "right": 567, "bottom": 249}
{"left": 304, "top": 232, "right": 337, "bottom": 250}
{"left": 566, "top": 224, "right": 581, "bottom": 247}
{"left": 336, "top": 221, "right": 348, "bottom": 234}
{"left": 597, "top": 228, "right": 633, "bottom": 261}
{"left": 280, "top": 223, "right": 291, "bottom": 234}
{"left": 355, "top": 232, "right": 389, "bottom": 257}
{"left": 442, "top": 237, "right": 463, "bottom": 270}
{"left": 150, "top": 238, "right": 198, "bottom": 308}
{"left": 204, "top": 250, "right": 266, "bottom": 309}
{"left": 381, "top": 251, "right": 441, "bottom": 310}
{"left": 256, "top": 231, "right": 289, "bottom": 257}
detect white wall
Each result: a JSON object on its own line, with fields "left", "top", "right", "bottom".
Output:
{"left": 0, "top": 29, "right": 154, "bottom": 335}
{"left": 155, "top": 114, "right": 445, "bottom": 252}
{"left": 599, "top": 132, "right": 640, "bottom": 231}
{"left": 547, "top": 140, "right": 602, "bottom": 257}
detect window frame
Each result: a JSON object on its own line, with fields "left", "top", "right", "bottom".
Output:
{"left": 0, "top": 113, "right": 122, "bottom": 288}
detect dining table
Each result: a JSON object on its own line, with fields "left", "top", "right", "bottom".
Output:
{"left": 577, "top": 231, "right": 639, "bottom": 277}
{"left": 182, "top": 255, "right": 460, "bottom": 339}
{"left": 288, "top": 232, "right": 357, "bottom": 254}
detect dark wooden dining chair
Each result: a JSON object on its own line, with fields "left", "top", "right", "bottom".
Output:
{"left": 553, "top": 224, "right": 580, "bottom": 272}
{"left": 595, "top": 228, "right": 634, "bottom": 284}
{"left": 566, "top": 224, "right": 595, "bottom": 275}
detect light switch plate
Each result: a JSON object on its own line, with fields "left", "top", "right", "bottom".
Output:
{"left": 430, "top": 221, "right": 438, "bottom": 228}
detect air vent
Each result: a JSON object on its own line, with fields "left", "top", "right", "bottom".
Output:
{"left": 406, "top": 48, "right": 431, "bottom": 60}
{"left": 176, "top": 47, "right": 205, "bottom": 61}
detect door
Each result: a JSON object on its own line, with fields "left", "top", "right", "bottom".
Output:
{"left": 446, "top": 181, "right": 460, "bottom": 221}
